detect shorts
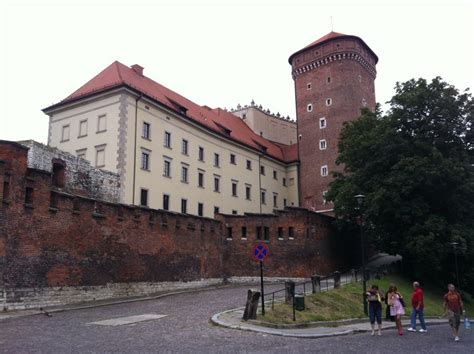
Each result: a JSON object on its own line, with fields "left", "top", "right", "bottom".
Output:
{"left": 447, "top": 310, "right": 461, "bottom": 330}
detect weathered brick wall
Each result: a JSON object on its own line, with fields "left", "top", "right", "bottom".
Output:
{"left": 0, "top": 140, "right": 345, "bottom": 309}
{"left": 19, "top": 140, "right": 120, "bottom": 203}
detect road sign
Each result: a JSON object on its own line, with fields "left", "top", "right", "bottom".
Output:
{"left": 252, "top": 243, "right": 269, "bottom": 262}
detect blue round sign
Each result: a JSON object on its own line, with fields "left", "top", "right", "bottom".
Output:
{"left": 252, "top": 243, "right": 269, "bottom": 262}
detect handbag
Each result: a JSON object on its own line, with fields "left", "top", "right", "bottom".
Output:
{"left": 399, "top": 296, "right": 406, "bottom": 307}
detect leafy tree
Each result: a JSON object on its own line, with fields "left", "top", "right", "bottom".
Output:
{"left": 327, "top": 77, "right": 474, "bottom": 293}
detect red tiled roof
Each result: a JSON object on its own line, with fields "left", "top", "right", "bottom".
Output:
{"left": 43, "top": 61, "right": 298, "bottom": 164}
{"left": 303, "top": 31, "right": 346, "bottom": 49}
{"left": 288, "top": 31, "right": 378, "bottom": 64}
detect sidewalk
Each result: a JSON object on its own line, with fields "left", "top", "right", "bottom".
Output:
{"left": 211, "top": 308, "right": 447, "bottom": 338}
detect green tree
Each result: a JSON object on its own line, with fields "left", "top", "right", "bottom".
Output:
{"left": 327, "top": 77, "right": 474, "bottom": 293}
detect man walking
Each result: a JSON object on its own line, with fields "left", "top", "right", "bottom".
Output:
{"left": 444, "top": 284, "right": 464, "bottom": 342}
{"left": 407, "top": 281, "right": 427, "bottom": 332}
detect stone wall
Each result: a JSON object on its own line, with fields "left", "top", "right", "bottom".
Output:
{"left": 19, "top": 140, "right": 121, "bottom": 203}
{"left": 0, "top": 140, "right": 346, "bottom": 310}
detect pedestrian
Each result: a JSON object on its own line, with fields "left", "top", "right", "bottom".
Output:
{"left": 388, "top": 285, "right": 405, "bottom": 335}
{"left": 366, "top": 284, "right": 384, "bottom": 336}
{"left": 443, "top": 283, "right": 464, "bottom": 342}
{"left": 385, "top": 284, "right": 395, "bottom": 322}
{"left": 407, "top": 281, "right": 427, "bottom": 333}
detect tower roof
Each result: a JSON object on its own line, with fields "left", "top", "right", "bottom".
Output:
{"left": 43, "top": 61, "right": 298, "bottom": 164}
{"left": 288, "top": 31, "right": 378, "bottom": 64}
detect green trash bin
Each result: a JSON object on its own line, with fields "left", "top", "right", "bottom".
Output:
{"left": 294, "top": 293, "right": 305, "bottom": 311}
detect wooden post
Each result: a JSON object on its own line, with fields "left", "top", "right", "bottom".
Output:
{"left": 242, "top": 289, "right": 261, "bottom": 321}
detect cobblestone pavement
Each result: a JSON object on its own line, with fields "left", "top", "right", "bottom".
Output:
{"left": 0, "top": 284, "right": 472, "bottom": 353}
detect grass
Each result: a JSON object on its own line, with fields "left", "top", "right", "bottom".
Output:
{"left": 260, "top": 275, "right": 474, "bottom": 325}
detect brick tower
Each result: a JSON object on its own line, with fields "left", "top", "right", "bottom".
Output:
{"left": 289, "top": 32, "right": 378, "bottom": 212}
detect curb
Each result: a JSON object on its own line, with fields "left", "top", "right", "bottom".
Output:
{"left": 210, "top": 309, "right": 448, "bottom": 338}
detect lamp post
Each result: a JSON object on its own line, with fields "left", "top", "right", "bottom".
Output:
{"left": 451, "top": 242, "right": 460, "bottom": 292}
{"left": 354, "top": 194, "right": 368, "bottom": 315}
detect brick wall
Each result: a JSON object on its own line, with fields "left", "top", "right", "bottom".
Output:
{"left": 0, "top": 140, "right": 346, "bottom": 309}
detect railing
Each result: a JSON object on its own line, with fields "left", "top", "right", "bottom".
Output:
{"left": 263, "top": 269, "right": 361, "bottom": 321}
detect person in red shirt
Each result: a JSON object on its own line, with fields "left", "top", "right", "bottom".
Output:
{"left": 407, "top": 281, "right": 427, "bottom": 332}
{"left": 444, "top": 283, "right": 464, "bottom": 342}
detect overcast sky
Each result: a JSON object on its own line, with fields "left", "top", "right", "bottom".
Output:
{"left": 1, "top": 0, "right": 472, "bottom": 144}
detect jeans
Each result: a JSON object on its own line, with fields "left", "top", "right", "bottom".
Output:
{"left": 410, "top": 307, "right": 427, "bottom": 330}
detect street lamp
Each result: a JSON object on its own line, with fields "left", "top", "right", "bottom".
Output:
{"left": 451, "top": 242, "right": 461, "bottom": 292}
{"left": 354, "top": 194, "right": 368, "bottom": 315}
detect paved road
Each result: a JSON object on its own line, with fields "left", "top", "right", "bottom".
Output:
{"left": 0, "top": 284, "right": 472, "bottom": 353}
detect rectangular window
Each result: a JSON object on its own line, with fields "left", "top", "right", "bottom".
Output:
{"left": 321, "top": 165, "right": 328, "bottom": 177}
{"left": 3, "top": 180, "right": 10, "bottom": 201}
{"left": 230, "top": 153, "right": 236, "bottom": 164}
{"left": 283, "top": 177, "right": 287, "bottom": 187}
{"left": 142, "top": 122, "right": 151, "bottom": 139}
{"left": 214, "top": 153, "right": 220, "bottom": 167}
{"left": 278, "top": 227, "right": 283, "bottom": 240}
{"left": 79, "top": 120, "right": 88, "bottom": 137}
{"left": 227, "top": 227, "right": 233, "bottom": 239}
{"left": 95, "top": 145, "right": 106, "bottom": 167}
{"left": 289, "top": 227, "right": 295, "bottom": 239}
{"left": 260, "top": 165, "right": 265, "bottom": 175}
{"left": 61, "top": 125, "right": 70, "bottom": 142}
{"left": 307, "top": 104, "right": 313, "bottom": 112}
{"left": 214, "top": 177, "right": 220, "bottom": 192}
{"left": 261, "top": 190, "right": 266, "bottom": 205}
{"left": 198, "top": 202, "right": 204, "bottom": 216}
{"left": 240, "top": 227, "right": 247, "bottom": 239}
{"left": 163, "top": 160, "right": 171, "bottom": 177}
{"left": 182, "top": 139, "right": 188, "bottom": 155}
{"left": 320, "top": 139, "right": 327, "bottom": 150}
{"left": 198, "top": 146, "right": 204, "bottom": 161}
{"left": 246, "top": 160, "right": 252, "bottom": 170}
{"left": 283, "top": 198, "right": 287, "bottom": 207}
{"left": 273, "top": 170, "right": 277, "bottom": 180}
{"left": 232, "top": 210, "right": 237, "bottom": 215}
{"left": 140, "top": 189, "right": 148, "bottom": 207}
{"left": 181, "top": 199, "right": 187, "bottom": 214}
{"left": 181, "top": 166, "right": 188, "bottom": 183}
{"left": 164, "top": 131, "right": 171, "bottom": 148}
{"left": 256, "top": 226, "right": 262, "bottom": 240}
{"left": 232, "top": 181, "right": 237, "bottom": 197}
{"left": 198, "top": 172, "right": 204, "bottom": 187}
{"left": 214, "top": 206, "right": 220, "bottom": 214}
{"left": 141, "top": 151, "right": 150, "bottom": 170}
{"left": 273, "top": 193, "right": 278, "bottom": 208}
{"left": 25, "top": 187, "right": 34, "bottom": 205}
{"left": 245, "top": 185, "right": 251, "bottom": 200}
{"left": 264, "top": 226, "right": 270, "bottom": 241}
{"left": 76, "top": 148, "right": 87, "bottom": 159}
{"left": 320, "top": 117, "right": 326, "bottom": 129}
{"left": 97, "top": 114, "right": 107, "bottom": 133}
{"left": 163, "top": 194, "right": 170, "bottom": 210}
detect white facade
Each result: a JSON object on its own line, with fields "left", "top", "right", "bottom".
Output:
{"left": 46, "top": 87, "right": 299, "bottom": 218}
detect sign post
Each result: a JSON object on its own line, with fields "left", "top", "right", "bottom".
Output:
{"left": 252, "top": 243, "right": 269, "bottom": 316}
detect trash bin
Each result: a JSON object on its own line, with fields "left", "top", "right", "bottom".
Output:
{"left": 294, "top": 293, "right": 305, "bottom": 311}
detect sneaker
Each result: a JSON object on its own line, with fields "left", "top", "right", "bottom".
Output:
{"left": 378, "top": 330, "right": 382, "bottom": 336}
{"left": 419, "top": 329, "right": 427, "bottom": 333}
{"left": 454, "top": 336, "right": 460, "bottom": 342}
{"left": 407, "top": 328, "right": 416, "bottom": 332}
{"left": 371, "top": 330, "right": 375, "bottom": 336}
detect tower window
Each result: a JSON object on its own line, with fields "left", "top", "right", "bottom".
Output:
{"left": 321, "top": 165, "right": 328, "bottom": 177}
{"left": 307, "top": 83, "right": 312, "bottom": 90}
{"left": 319, "top": 140, "right": 327, "bottom": 150}
{"left": 307, "top": 104, "right": 313, "bottom": 112}
{"left": 140, "top": 189, "right": 148, "bottom": 207}
{"left": 327, "top": 77, "right": 331, "bottom": 83}
{"left": 326, "top": 98, "right": 332, "bottom": 106}
{"left": 319, "top": 118, "right": 327, "bottom": 129}
{"left": 198, "top": 203, "right": 204, "bottom": 216}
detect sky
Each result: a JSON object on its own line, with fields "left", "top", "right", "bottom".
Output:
{"left": 1, "top": 0, "right": 473, "bottom": 144}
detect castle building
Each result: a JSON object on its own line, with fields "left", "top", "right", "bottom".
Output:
{"left": 289, "top": 31, "right": 378, "bottom": 212}
{"left": 43, "top": 31, "right": 377, "bottom": 217}
{"left": 43, "top": 63, "right": 299, "bottom": 218}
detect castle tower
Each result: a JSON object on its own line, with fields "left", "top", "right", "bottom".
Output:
{"left": 289, "top": 32, "right": 378, "bottom": 212}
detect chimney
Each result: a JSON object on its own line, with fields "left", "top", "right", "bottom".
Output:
{"left": 131, "top": 64, "right": 144, "bottom": 76}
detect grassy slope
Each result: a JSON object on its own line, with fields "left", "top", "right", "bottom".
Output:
{"left": 261, "top": 275, "right": 473, "bottom": 324}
